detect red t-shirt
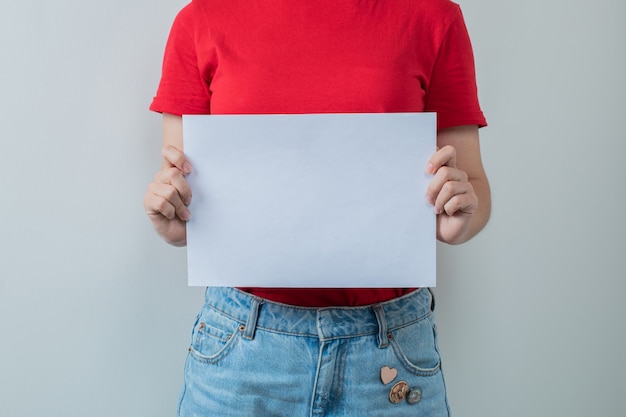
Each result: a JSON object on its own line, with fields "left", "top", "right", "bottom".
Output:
{"left": 150, "top": 0, "right": 487, "bottom": 307}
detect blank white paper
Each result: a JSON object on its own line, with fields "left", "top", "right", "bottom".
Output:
{"left": 183, "top": 113, "right": 436, "bottom": 287}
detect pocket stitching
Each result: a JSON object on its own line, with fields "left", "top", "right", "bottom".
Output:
{"left": 188, "top": 325, "right": 242, "bottom": 365}
{"left": 388, "top": 318, "right": 441, "bottom": 377}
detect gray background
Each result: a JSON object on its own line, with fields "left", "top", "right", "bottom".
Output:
{"left": 1, "top": 0, "right": 624, "bottom": 416}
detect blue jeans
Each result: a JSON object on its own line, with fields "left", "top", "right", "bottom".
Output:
{"left": 178, "top": 287, "right": 450, "bottom": 417}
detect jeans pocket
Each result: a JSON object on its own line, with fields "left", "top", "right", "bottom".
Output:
{"left": 188, "top": 306, "right": 242, "bottom": 364}
{"left": 388, "top": 314, "right": 441, "bottom": 376}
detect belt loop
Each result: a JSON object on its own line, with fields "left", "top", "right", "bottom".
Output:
{"left": 243, "top": 297, "right": 263, "bottom": 341}
{"left": 373, "top": 305, "right": 389, "bottom": 349}
{"left": 427, "top": 288, "right": 436, "bottom": 312}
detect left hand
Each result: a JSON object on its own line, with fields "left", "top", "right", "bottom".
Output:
{"left": 425, "top": 145, "right": 478, "bottom": 244}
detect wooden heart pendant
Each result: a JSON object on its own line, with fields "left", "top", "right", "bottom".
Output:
{"left": 380, "top": 366, "right": 398, "bottom": 385}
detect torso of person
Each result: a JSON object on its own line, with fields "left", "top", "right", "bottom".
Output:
{"left": 151, "top": 0, "right": 486, "bottom": 307}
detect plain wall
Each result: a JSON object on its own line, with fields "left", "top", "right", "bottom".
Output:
{"left": 1, "top": 1, "right": 624, "bottom": 416}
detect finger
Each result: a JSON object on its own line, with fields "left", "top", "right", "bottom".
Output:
{"left": 426, "top": 145, "right": 456, "bottom": 175}
{"left": 434, "top": 181, "right": 476, "bottom": 216}
{"left": 153, "top": 182, "right": 191, "bottom": 221}
{"left": 146, "top": 182, "right": 191, "bottom": 221}
{"left": 144, "top": 188, "right": 176, "bottom": 220}
{"left": 157, "top": 167, "right": 193, "bottom": 205}
{"left": 425, "top": 166, "right": 468, "bottom": 206}
{"left": 162, "top": 145, "right": 192, "bottom": 174}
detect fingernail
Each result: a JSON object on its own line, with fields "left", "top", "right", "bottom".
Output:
{"left": 426, "top": 195, "right": 434, "bottom": 206}
{"left": 426, "top": 163, "right": 434, "bottom": 174}
{"left": 181, "top": 209, "right": 190, "bottom": 220}
{"left": 183, "top": 162, "right": 192, "bottom": 173}
{"left": 184, "top": 196, "right": 192, "bottom": 205}
{"left": 434, "top": 206, "right": 442, "bottom": 215}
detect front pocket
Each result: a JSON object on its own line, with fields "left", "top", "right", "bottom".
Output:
{"left": 388, "top": 316, "right": 441, "bottom": 376}
{"left": 188, "top": 308, "right": 242, "bottom": 364}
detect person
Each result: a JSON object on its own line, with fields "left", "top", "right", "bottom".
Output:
{"left": 144, "top": 1, "right": 491, "bottom": 416}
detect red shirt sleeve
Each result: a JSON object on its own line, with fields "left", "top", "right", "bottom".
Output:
{"left": 425, "top": 6, "right": 487, "bottom": 130}
{"left": 149, "top": 4, "right": 212, "bottom": 115}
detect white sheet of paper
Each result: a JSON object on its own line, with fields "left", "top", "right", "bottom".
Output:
{"left": 183, "top": 113, "right": 436, "bottom": 287}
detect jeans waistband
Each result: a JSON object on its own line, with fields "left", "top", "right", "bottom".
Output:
{"left": 203, "top": 287, "right": 434, "bottom": 345}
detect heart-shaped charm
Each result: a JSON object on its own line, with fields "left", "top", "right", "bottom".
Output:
{"left": 380, "top": 366, "right": 398, "bottom": 385}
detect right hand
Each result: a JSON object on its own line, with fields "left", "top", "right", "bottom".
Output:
{"left": 143, "top": 145, "right": 193, "bottom": 246}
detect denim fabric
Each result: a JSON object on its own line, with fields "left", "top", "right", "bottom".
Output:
{"left": 178, "top": 287, "right": 450, "bottom": 417}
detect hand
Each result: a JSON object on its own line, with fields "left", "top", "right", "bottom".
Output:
{"left": 425, "top": 145, "right": 478, "bottom": 244}
{"left": 143, "top": 145, "right": 193, "bottom": 246}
